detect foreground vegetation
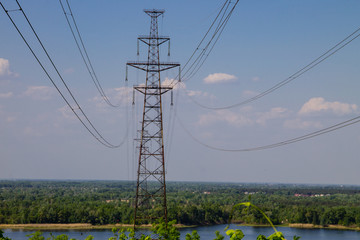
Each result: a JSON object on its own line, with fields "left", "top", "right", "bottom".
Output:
{"left": 1, "top": 180, "right": 360, "bottom": 228}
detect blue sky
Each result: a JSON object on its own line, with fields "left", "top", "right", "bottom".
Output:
{"left": 1, "top": 0, "right": 360, "bottom": 185}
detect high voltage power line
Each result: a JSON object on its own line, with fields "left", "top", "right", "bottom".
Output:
{"left": 59, "top": 0, "right": 123, "bottom": 108}
{"left": 179, "top": 0, "right": 232, "bottom": 81}
{"left": 163, "top": 1, "right": 360, "bottom": 152}
{"left": 163, "top": 0, "right": 240, "bottom": 159}
{"left": 181, "top": 0, "right": 238, "bottom": 82}
{"left": 168, "top": 0, "right": 239, "bottom": 88}
{"left": 176, "top": 112, "right": 360, "bottom": 152}
{"left": 0, "top": 0, "right": 127, "bottom": 148}
{"left": 174, "top": 23, "right": 360, "bottom": 151}
{"left": 1, "top": 0, "right": 239, "bottom": 151}
{"left": 185, "top": 25, "right": 360, "bottom": 110}
{"left": 2, "top": 0, "right": 359, "bottom": 154}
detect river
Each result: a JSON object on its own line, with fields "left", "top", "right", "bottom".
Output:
{"left": 3, "top": 224, "right": 360, "bottom": 240}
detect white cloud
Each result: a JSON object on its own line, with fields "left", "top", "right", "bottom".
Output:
{"left": 198, "top": 110, "right": 252, "bottom": 127}
{"left": 161, "top": 77, "right": 212, "bottom": 99}
{"left": 58, "top": 105, "right": 77, "bottom": 121}
{"left": 24, "top": 86, "right": 55, "bottom": 100}
{"left": 284, "top": 118, "right": 323, "bottom": 130}
{"left": 203, "top": 73, "right": 237, "bottom": 84}
{"left": 299, "top": 97, "right": 358, "bottom": 116}
{"left": 252, "top": 76, "right": 260, "bottom": 82}
{"left": 256, "top": 107, "right": 288, "bottom": 126}
{"left": 197, "top": 107, "right": 289, "bottom": 128}
{"left": 0, "top": 58, "right": 18, "bottom": 77}
{"left": 284, "top": 97, "right": 358, "bottom": 130}
{"left": 112, "top": 87, "right": 132, "bottom": 102}
{"left": 0, "top": 92, "right": 13, "bottom": 98}
{"left": 0, "top": 58, "right": 11, "bottom": 76}
{"left": 186, "top": 90, "right": 213, "bottom": 99}
{"left": 162, "top": 77, "right": 213, "bottom": 99}
{"left": 162, "top": 77, "right": 185, "bottom": 90}
{"left": 91, "top": 87, "right": 132, "bottom": 109}
{"left": 187, "top": 90, "right": 202, "bottom": 97}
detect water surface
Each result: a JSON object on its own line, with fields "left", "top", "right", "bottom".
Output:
{"left": 3, "top": 224, "right": 360, "bottom": 240}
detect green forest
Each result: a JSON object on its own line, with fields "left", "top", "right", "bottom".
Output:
{"left": 1, "top": 180, "right": 360, "bottom": 228}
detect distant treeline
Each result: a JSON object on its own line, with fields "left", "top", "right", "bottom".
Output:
{"left": 1, "top": 180, "right": 360, "bottom": 227}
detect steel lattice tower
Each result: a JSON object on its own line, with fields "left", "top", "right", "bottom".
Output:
{"left": 127, "top": 9, "right": 180, "bottom": 227}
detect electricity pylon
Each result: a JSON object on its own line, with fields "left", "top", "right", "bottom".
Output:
{"left": 127, "top": 9, "right": 180, "bottom": 227}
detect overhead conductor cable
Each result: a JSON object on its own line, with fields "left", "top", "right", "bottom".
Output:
{"left": 1, "top": 0, "right": 126, "bottom": 148}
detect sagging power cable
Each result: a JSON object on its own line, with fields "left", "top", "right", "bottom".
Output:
{"left": 59, "top": 0, "right": 123, "bottom": 108}
{"left": 176, "top": 112, "right": 360, "bottom": 152}
{"left": 1, "top": 0, "right": 127, "bottom": 148}
{"left": 163, "top": 0, "right": 239, "bottom": 161}
{"left": 187, "top": 26, "right": 360, "bottom": 110}
{"left": 181, "top": 0, "right": 238, "bottom": 82}
{"left": 168, "top": 0, "right": 239, "bottom": 88}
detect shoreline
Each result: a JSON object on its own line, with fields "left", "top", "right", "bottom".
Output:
{"left": 288, "top": 223, "right": 360, "bottom": 231}
{"left": 237, "top": 223, "right": 360, "bottom": 231}
{"left": 1, "top": 223, "right": 359, "bottom": 231}
{"left": 0, "top": 223, "right": 192, "bottom": 231}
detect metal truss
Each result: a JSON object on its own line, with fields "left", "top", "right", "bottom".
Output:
{"left": 127, "top": 9, "right": 180, "bottom": 227}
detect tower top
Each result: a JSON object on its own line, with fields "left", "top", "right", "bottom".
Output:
{"left": 144, "top": 9, "right": 165, "bottom": 17}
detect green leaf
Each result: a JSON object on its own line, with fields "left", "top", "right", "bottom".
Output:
{"left": 267, "top": 231, "right": 285, "bottom": 240}
{"left": 213, "top": 231, "right": 224, "bottom": 240}
{"left": 26, "top": 231, "right": 45, "bottom": 240}
{"left": 256, "top": 235, "right": 267, "bottom": 240}
{"left": 226, "top": 229, "right": 244, "bottom": 240}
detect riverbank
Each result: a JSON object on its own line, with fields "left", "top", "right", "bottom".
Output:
{"left": 0, "top": 223, "right": 132, "bottom": 230}
{"left": 1, "top": 223, "right": 359, "bottom": 231}
{"left": 0, "top": 223, "right": 192, "bottom": 231}
{"left": 288, "top": 223, "right": 360, "bottom": 231}
{"left": 237, "top": 223, "right": 360, "bottom": 231}
{"left": 215, "top": 222, "right": 359, "bottom": 232}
